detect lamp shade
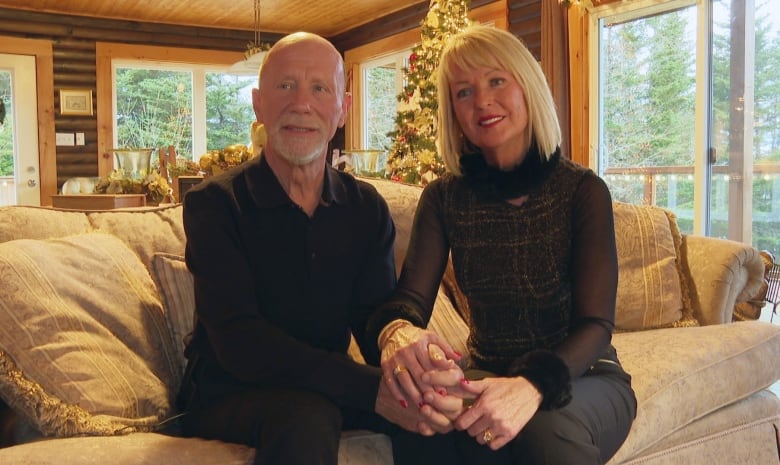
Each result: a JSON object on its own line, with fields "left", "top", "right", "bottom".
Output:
{"left": 228, "top": 51, "right": 267, "bottom": 76}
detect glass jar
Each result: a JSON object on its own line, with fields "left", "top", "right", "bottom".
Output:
{"left": 112, "top": 148, "right": 154, "bottom": 180}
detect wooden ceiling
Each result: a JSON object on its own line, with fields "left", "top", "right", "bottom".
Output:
{"left": 0, "top": 0, "right": 426, "bottom": 37}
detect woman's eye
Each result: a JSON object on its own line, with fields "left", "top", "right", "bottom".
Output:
{"left": 490, "top": 77, "right": 505, "bottom": 87}
{"left": 455, "top": 88, "right": 472, "bottom": 99}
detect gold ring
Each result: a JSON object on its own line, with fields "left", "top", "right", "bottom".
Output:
{"left": 482, "top": 429, "right": 493, "bottom": 443}
{"left": 392, "top": 365, "right": 407, "bottom": 376}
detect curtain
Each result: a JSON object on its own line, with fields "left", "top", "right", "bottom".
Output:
{"left": 541, "top": 0, "right": 571, "bottom": 160}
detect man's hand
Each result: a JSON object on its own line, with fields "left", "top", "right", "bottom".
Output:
{"left": 380, "top": 323, "right": 461, "bottom": 411}
{"left": 375, "top": 375, "right": 456, "bottom": 435}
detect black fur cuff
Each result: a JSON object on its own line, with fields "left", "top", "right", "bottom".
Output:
{"left": 506, "top": 350, "right": 572, "bottom": 410}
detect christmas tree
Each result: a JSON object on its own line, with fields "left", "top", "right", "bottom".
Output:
{"left": 385, "top": 0, "right": 471, "bottom": 185}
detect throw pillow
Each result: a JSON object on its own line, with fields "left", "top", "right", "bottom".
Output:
{"left": 0, "top": 232, "right": 180, "bottom": 437}
{"left": 612, "top": 201, "right": 697, "bottom": 331}
{"left": 149, "top": 253, "right": 196, "bottom": 380}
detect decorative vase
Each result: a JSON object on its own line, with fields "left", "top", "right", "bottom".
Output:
{"left": 112, "top": 148, "right": 154, "bottom": 181}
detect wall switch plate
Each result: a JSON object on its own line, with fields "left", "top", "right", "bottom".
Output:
{"left": 55, "top": 132, "right": 75, "bottom": 146}
{"left": 76, "top": 133, "right": 85, "bottom": 145}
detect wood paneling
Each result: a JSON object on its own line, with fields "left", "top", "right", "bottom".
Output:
{"left": 332, "top": 0, "right": 500, "bottom": 52}
{"left": 0, "top": 0, "right": 426, "bottom": 37}
{"left": 508, "top": 0, "right": 542, "bottom": 60}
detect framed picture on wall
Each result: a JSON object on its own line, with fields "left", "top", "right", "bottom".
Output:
{"left": 59, "top": 88, "right": 93, "bottom": 116}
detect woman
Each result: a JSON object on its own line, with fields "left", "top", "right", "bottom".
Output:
{"left": 365, "top": 25, "right": 636, "bottom": 464}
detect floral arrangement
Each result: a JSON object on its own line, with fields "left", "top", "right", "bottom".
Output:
{"left": 197, "top": 144, "right": 255, "bottom": 176}
{"left": 164, "top": 157, "right": 202, "bottom": 179}
{"left": 94, "top": 170, "right": 172, "bottom": 204}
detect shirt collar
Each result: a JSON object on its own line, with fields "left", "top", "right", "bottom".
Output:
{"left": 244, "top": 152, "right": 351, "bottom": 209}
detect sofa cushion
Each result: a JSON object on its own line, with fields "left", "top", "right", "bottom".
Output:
{"left": 612, "top": 201, "right": 696, "bottom": 330}
{"left": 609, "top": 321, "right": 780, "bottom": 462}
{"left": 0, "top": 232, "right": 180, "bottom": 437}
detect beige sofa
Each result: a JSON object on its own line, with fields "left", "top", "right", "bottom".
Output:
{"left": 0, "top": 176, "right": 778, "bottom": 465}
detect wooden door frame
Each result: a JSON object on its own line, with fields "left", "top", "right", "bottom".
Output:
{"left": 0, "top": 36, "right": 56, "bottom": 205}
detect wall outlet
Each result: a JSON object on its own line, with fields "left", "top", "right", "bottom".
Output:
{"left": 76, "top": 133, "right": 85, "bottom": 145}
{"left": 55, "top": 132, "right": 75, "bottom": 146}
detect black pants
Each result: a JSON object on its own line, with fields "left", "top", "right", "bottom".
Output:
{"left": 178, "top": 356, "right": 395, "bottom": 465}
{"left": 392, "top": 361, "right": 636, "bottom": 465}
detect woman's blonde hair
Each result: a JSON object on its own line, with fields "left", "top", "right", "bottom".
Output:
{"left": 436, "top": 25, "right": 561, "bottom": 176}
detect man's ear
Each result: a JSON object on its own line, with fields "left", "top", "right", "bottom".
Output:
{"left": 252, "top": 88, "right": 263, "bottom": 122}
{"left": 338, "top": 92, "right": 352, "bottom": 128}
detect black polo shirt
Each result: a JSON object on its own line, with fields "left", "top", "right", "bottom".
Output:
{"left": 182, "top": 154, "right": 396, "bottom": 411}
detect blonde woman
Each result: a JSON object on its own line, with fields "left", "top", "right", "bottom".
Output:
{"left": 367, "top": 25, "right": 636, "bottom": 464}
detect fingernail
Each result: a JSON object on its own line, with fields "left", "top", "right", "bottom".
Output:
{"left": 454, "top": 351, "right": 463, "bottom": 359}
{"left": 438, "top": 389, "right": 447, "bottom": 396}
{"left": 400, "top": 399, "right": 408, "bottom": 408}
{"left": 460, "top": 378, "right": 469, "bottom": 384}
{"left": 418, "top": 402, "right": 425, "bottom": 408}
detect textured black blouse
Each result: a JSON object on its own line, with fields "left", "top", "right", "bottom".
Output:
{"left": 366, "top": 146, "right": 618, "bottom": 381}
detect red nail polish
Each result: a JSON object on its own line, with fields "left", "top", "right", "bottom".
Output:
{"left": 460, "top": 378, "right": 470, "bottom": 384}
{"left": 439, "top": 389, "right": 447, "bottom": 396}
{"left": 418, "top": 402, "right": 425, "bottom": 408}
{"left": 400, "top": 399, "right": 408, "bottom": 408}
{"left": 454, "top": 351, "right": 463, "bottom": 358}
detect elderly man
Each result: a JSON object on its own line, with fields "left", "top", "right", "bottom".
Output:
{"left": 177, "top": 32, "right": 455, "bottom": 465}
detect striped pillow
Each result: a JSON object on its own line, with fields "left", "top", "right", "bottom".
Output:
{"left": 0, "top": 233, "right": 179, "bottom": 437}
{"left": 612, "top": 202, "right": 697, "bottom": 331}
{"left": 149, "top": 253, "right": 196, "bottom": 381}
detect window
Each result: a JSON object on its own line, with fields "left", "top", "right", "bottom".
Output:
{"left": 360, "top": 51, "right": 409, "bottom": 151}
{"left": 591, "top": 0, "right": 780, "bottom": 256}
{"left": 113, "top": 61, "right": 256, "bottom": 162}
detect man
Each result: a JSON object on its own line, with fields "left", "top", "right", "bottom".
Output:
{"left": 177, "top": 32, "right": 449, "bottom": 465}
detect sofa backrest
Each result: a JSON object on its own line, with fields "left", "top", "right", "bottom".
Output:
{"left": 0, "top": 205, "right": 185, "bottom": 272}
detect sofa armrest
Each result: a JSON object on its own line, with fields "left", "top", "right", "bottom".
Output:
{"left": 679, "top": 235, "right": 765, "bottom": 325}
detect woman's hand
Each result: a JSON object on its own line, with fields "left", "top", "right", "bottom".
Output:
{"left": 454, "top": 377, "right": 542, "bottom": 450}
{"left": 375, "top": 375, "right": 457, "bottom": 436}
{"left": 380, "top": 323, "right": 461, "bottom": 411}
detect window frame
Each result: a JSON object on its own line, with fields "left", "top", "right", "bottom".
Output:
{"left": 359, "top": 50, "right": 411, "bottom": 151}
{"left": 95, "top": 43, "right": 244, "bottom": 176}
{"left": 587, "top": 0, "right": 713, "bottom": 235}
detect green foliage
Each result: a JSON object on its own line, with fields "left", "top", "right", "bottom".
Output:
{"left": 602, "top": 11, "right": 695, "bottom": 169}
{"left": 115, "top": 68, "right": 194, "bottom": 160}
{"left": 115, "top": 67, "right": 255, "bottom": 162}
{"left": 205, "top": 73, "right": 255, "bottom": 151}
{"left": 365, "top": 66, "right": 396, "bottom": 150}
{"left": 0, "top": 72, "right": 13, "bottom": 177}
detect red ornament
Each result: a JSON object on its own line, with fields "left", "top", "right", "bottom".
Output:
{"left": 410, "top": 52, "right": 418, "bottom": 61}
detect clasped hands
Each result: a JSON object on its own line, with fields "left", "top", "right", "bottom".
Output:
{"left": 377, "top": 322, "right": 542, "bottom": 450}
